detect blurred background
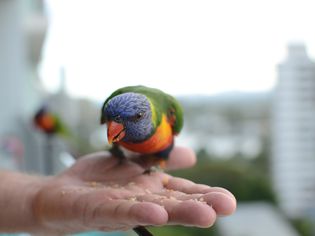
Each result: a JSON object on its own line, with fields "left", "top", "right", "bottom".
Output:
{"left": 1, "top": 0, "right": 315, "bottom": 235}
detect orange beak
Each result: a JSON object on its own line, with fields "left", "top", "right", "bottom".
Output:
{"left": 107, "top": 121, "right": 126, "bottom": 144}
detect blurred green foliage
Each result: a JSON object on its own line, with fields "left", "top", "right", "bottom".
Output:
{"left": 170, "top": 147, "right": 276, "bottom": 204}
{"left": 291, "top": 218, "right": 314, "bottom": 236}
{"left": 148, "top": 225, "right": 220, "bottom": 236}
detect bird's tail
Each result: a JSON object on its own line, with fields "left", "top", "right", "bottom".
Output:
{"left": 133, "top": 226, "right": 153, "bottom": 236}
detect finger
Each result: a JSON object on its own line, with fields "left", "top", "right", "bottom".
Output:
{"left": 202, "top": 192, "right": 237, "bottom": 216}
{"left": 165, "top": 191, "right": 236, "bottom": 216}
{"left": 158, "top": 190, "right": 203, "bottom": 201}
{"left": 94, "top": 199, "right": 168, "bottom": 226}
{"left": 136, "top": 194, "right": 216, "bottom": 227}
{"left": 165, "top": 177, "right": 211, "bottom": 193}
{"left": 132, "top": 146, "right": 196, "bottom": 171}
{"left": 149, "top": 188, "right": 235, "bottom": 217}
{"left": 166, "top": 146, "right": 196, "bottom": 170}
{"left": 166, "top": 177, "right": 235, "bottom": 199}
{"left": 165, "top": 177, "right": 236, "bottom": 215}
{"left": 166, "top": 200, "right": 216, "bottom": 227}
{"left": 136, "top": 189, "right": 198, "bottom": 203}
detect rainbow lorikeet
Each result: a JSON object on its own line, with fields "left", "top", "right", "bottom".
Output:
{"left": 100, "top": 85, "right": 184, "bottom": 236}
{"left": 33, "top": 106, "right": 71, "bottom": 175}
{"left": 34, "top": 106, "right": 69, "bottom": 136}
{"left": 101, "top": 85, "right": 183, "bottom": 166}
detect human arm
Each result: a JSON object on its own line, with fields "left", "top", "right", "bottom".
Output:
{"left": 0, "top": 170, "right": 46, "bottom": 232}
{"left": 0, "top": 146, "right": 236, "bottom": 235}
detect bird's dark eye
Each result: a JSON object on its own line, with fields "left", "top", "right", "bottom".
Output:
{"left": 132, "top": 112, "right": 144, "bottom": 121}
{"left": 113, "top": 115, "right": 122, "bottom": 123}
{"left": 137, "top": 112, "right": 143, "bottom": 119}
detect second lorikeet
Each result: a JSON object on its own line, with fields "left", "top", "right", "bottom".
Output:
{"left": 100, "top": 85, "right": 184, "bottom": 166}
{"left": 34, "top": 106, "right": 69, "bottom": 136}
{"left": 100, "top": 85, "right": 184, "bottom": 236}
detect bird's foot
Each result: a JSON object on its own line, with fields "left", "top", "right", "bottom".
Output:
{"left": 143, "top": 160, "right": 166, "bottom": 175}
{"left": 109, "top": 144, "right": 126, "bottom": 165}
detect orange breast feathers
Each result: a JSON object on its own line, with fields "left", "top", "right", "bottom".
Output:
{"left": 119, "top": 114, "right": 173, "bottom": 154}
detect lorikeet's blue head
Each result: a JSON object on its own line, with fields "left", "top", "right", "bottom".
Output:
{"left": 101, "top": 92, "right": 154, "bottom": 143}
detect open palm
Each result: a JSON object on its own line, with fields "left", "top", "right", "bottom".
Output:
{"left": 32, "top": 147, "right": 236, "bottom": 235}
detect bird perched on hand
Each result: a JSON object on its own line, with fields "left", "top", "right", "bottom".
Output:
{"left": 101, "top": 86, "right": 183, "bottom": 236}
{"left": 100, "top": 85, "right": 183, "bottom": 168}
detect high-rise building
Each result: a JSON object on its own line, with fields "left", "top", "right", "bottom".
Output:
{"left": 0, "top": 0, "right": 48, "bottom": 172}
{"left": 0, "top": 0, "right": 47, "bottom": 135}
{"left": 272, "top": 44, "right": 315, "bottom": 218}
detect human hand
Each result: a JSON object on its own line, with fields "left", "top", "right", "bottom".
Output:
{"left": 32, "top": 147, "right": 236, "bottom": 235}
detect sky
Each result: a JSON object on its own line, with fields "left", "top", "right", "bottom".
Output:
{"left": 40, "top": 0, "right": 315, "bottom": 101}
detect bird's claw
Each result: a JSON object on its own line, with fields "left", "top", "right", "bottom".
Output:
{"left": 142, "top": 164, "right": 165, "bottom": 175}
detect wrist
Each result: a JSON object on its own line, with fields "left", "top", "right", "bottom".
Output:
{"left": 0, "top": 171, "right": 49, "bottom": 233}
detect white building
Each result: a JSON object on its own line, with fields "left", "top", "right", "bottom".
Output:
{"left": 0, "top": 0, "right": 47, "bottom": 135}
{"left": 272, "top": 44, "right": 315, "bottom": 218}
{"left": 0, "top": 0, "right": 67, "bottom": 174}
